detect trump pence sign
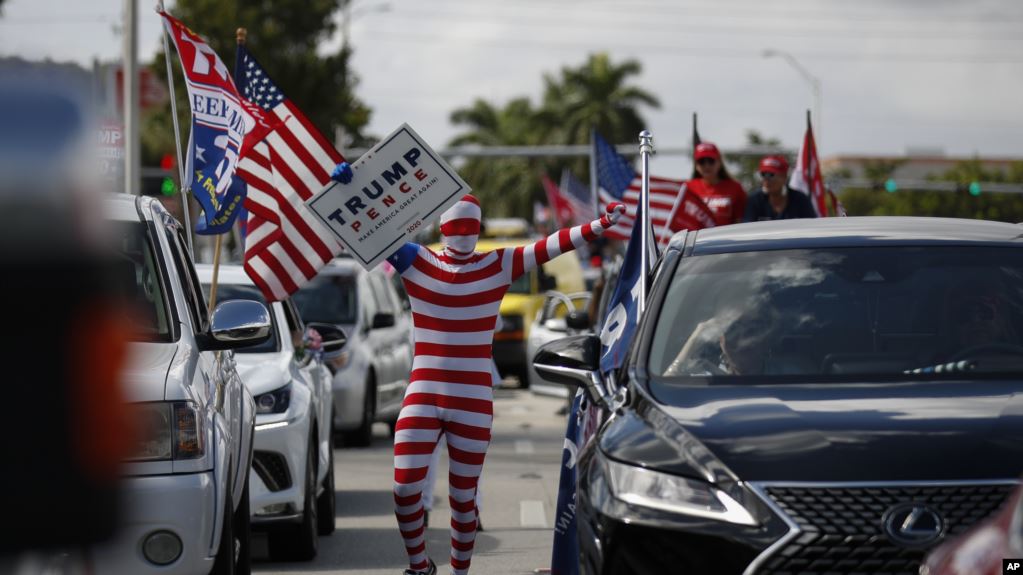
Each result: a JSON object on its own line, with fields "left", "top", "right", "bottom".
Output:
{"left": 306, "top": 124, "right": 470, "bottom": 270}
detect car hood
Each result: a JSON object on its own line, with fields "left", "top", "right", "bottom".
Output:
{"left": 122, "top": 341, "right": 177, "bottom": 403}
{"left": 648, "top": 380, "right": 1023, "bottom": 482}
{"left": 234, "top": 352, "right": 292, "bottom": 396}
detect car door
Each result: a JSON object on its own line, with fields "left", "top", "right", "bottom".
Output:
{"left": 161, "top": 224, "right": 242, "bottom": 514}
{"left": 366, "top": 271, "right": 404, "bottom": 411}
{"left": 282, "top": 299, "right": 332, "bottom": 451}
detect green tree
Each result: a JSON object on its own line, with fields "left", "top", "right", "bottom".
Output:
{"left": 448, "top": 52, "right": 660, "bottom": 218}
{"left": 448, "top": 97, "right": 546, "bottom": 217}
{"left": 837, "top": 158, "right": 1023, "bottom": 221}
{"left": 143, "top": 0, "right": 371, "bottom": 166}
{"left": 733, "top": 130, "right": 784, "bottom": 191}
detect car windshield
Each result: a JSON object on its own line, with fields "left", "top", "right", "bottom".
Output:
{"left": 201, "top": 283, "right": 280, "bottom": 354}
{"left": 113, "top": 222, "right": 172, "bottom": 342}
{"left": 292, "top": 275, "right": 358, "bottom": 325}
{"left": 648, "top": 247, "right": 1023, "bottom": 383}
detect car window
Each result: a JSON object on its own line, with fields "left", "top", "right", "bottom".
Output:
{"left": 113, "top": 221, "right": 173, "bottom": 342}
{"left": 200, "top": 283, "right": 280, "bottom": 354}
{"left": 648, "top": 247, "right": 1023, "bottom": 383}
{"left": 369, "top": 273, "right": 395, "bottom": 314}
{"left": 292, "top": 274, "right": 358, "bottom": 325}
{"left": 281, "top": 299, "right": 305, "bottom": 350}
{"left": 359, "top": 273, "right": 378, "bottom": 324}
{"left": 507, "top": 270, "right": 534, "bottom": 295}
{"left": 163, "top": 227, "right": 209, "bottom": 332}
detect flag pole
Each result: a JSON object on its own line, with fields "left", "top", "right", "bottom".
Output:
{"left": 638, "top": 130, "right": 653, "bottom": 316}
{"left": 589, "top": 127, "right": 600, "bottom": 219}
{"left": 158, "top": 2, "right": 193, "bottom": 254}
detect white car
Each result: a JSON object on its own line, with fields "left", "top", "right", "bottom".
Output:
{"left": 526, "top": 291, "right": 591, "bottom": 396}
{"left": 95, "top": 194, "right": 265, "bottom": 574}
{"left": 292, "top": 257, "right": 413, "bottom": 446}
{"left": 197, "top": 264, "right": 344, "bottom": 561}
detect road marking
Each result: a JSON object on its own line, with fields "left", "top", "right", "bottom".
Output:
{"left": 508, "top": 405, "right": 530, "bottom": 415}
{"left": 520, "top": 500, "right": 548, "bottom": 528}
{"left": 515, "top": 440, "right": 535, "bottom": 454}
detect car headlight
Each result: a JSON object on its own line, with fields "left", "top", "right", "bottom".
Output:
{"left": 129, "top": 402, "right": 205, "bottom": 461}
{"left": 606, "top": 459, "right": 757, "bottom": 526}
{"left": 255, "top": 383, "right": 292, "bottom": 415}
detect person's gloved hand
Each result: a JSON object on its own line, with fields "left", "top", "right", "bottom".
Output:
{"left": 600, "top": 202, "right": 626, "bottom": 227}
{"left": 331, "top": 161, "right": 353, "bottom": 184}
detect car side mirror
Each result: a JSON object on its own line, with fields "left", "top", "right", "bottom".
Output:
{"left": 566, "top": 310, "right": 591, "bottom": 331}
{"left": 532, "top": 334, "right": 609, "bottom": 405}
{"left": 371, "top": 312, "right": 395, "bottom": 330}
{"left": 306, "top": 322, "right": 347, "bottom": 354}
{"left": 201, "top": 300, "right": 272, "bottom": 351}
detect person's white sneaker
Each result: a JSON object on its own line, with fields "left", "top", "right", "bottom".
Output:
{"left": 403, "top": 558, "right": 437, "bottom": 575}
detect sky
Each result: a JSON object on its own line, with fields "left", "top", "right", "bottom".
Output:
{"left": 2, "top": 0, "right": 1022, "bottom": 179}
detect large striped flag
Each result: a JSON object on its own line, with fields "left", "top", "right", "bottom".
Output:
{"left": 235, "top": 43, "right": 345, "bottom": 301}
{"left": 593, "top": 131, "right": 684, "bottom": 243}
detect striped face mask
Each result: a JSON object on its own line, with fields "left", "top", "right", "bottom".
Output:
{"left": 439, "top": 195, "right": 481, "bottom": 258}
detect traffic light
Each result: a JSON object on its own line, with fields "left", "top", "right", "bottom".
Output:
{"left": 160, "top": 153, "right": 177, "bottom": 196}
{"left": 968, "top": 181, "right": 981, "bottom": 196}
{"left": 884, "top": 178, "right": 898, "bottom": 193}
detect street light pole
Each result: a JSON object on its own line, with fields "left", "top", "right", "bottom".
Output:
{"left": 763, "top": 49, "right": 822, "bottom": 149}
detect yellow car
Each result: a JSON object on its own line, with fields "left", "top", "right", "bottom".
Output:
{"left": 427, "top": 237, "right": 585, "bottom": 386}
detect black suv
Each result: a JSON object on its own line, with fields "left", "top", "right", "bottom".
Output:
{"left": 534, "top": 217, "right": 1023, "bottom": 575}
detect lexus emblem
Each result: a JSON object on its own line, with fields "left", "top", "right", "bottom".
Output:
{"left": 882, "top": 503, "right": 945, "bottom": 547}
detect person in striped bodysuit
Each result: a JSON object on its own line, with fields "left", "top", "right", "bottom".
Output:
{"left": 388, "top": 195, "right": 623, "bottom": 575}
{"left": 330, "top": 165, "right": 623, "bottom": 575}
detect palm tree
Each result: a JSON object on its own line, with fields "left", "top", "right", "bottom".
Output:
{"left": 541, "top": 52, "right": 660, "bottom": 146}
{"left": 449, "top": 98, "right": 545, "bottom": 217}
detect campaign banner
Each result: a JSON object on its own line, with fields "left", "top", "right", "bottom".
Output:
{"left": 306, "top": 123, "right": 470, "bottom": 270}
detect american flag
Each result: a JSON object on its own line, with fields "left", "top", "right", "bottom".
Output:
{"left": 593, "top": 131, "right": 684, "bottom": 242}
{"left": 560, "top": 168, "right": 597, "bottom": 224}
{"left": 235, "top": 43, "right": 345, "bottom": 302}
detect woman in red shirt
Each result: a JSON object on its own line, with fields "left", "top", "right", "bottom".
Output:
{"left": 688, "top": 142, "right": 747, "bottom": 226}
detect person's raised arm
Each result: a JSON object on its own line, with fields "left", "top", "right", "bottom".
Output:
{"left": 509, "top": 202, "right": 624, "bottom": 280}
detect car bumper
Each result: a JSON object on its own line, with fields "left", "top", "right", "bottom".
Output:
{"left": 250, "top": 413, "right": 312, "bottom": 525}
{"left": 90, "top": 472, "right": 217, "bottom": 575}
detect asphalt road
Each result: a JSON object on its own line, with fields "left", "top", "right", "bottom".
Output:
{"left": 253, "top": 386, "right": 572, "bottom": 575}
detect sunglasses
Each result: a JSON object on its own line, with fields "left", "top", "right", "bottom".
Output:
{"left": 697, "top": 158, "right": 717, "bottom": 166}
{"left": 759, "top": 172, "right": 778, "bottom": 179}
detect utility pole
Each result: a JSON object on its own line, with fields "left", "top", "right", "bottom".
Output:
{"left": 123, "top": 0, "right": 140, "bottom": 195}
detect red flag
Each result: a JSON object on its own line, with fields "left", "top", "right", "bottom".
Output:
{"left": 661, "top": 183, "right": 715, "bottom": 245}
{"left": 540, "top": 173, "right": 574, "bottom": 228}
{"left": 789, "top": 115, "right": 828, "bottom": 217}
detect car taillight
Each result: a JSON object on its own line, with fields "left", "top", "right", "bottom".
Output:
{"left": 128, "top": 402, "right": 204, "bottom": 461}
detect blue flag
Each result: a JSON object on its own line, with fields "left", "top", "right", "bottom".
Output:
{"left": 161, "top": 11, "right": 253, "bottom": 236}
{"left": 551, "top": 391, "right": 583, "bottom": 575}
{"left": 599, "top": 196, "right": 647, "bottom": 374}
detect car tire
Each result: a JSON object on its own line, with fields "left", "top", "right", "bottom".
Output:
{"left": 234, "top": 478, "right": 252, "bottom": 575}
{"left": 210, "top": 485, "right": 235, "bottom": 575}
{"left": 316, "top": 420, "right": 337, "bottom": 535}
{"left": 345, "top": 376, "right": 375, "bottom": 447}
{"left": 267, "top": 440, "right": 319, "bottom": 562}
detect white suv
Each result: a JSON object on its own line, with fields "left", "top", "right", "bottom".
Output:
{"left": 197, "top": 264, "right": 344, "bottom": 561}
{"left": 94, "top": 194, "right": 266, "bottom": 574}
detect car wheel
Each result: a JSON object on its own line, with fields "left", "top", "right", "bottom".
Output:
{"left": 316, "top": 420, "right": 337, "bottom": 535}
{"left": 210, "top": 485, "right": 235, "bottom": 575}
{"left": 344, "top": 376, "right": 375, "bottom": 447}
{"left": 267, "top": 440, "right": 319, "bottom": 561}
{"left": 234, "top": 478, "right": 252, "bottom": 575}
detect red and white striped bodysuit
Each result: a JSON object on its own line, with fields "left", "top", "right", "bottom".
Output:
{"left": 386, "top": 195, "right": 622, "bottom": 574}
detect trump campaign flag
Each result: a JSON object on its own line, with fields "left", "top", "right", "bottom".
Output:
{"left": 593, "top": 131, "right": 684, "bottom": 243}
{"left": 789, "top": 111, "right": 829, "bottom": 217}
{"left": 599, "top": 197, "right": 653, "bottom": 374}
{"left": 234, "top": 43, "right": 346, "bottom": 302}
{"left": 550, "top": 391, "right": 583, "bottom": 575}
{"left": 160, "top": 12, "right": 253, "bottom": 235}
{"left": 660, "top": 182, "right": 716, "bottom": 246}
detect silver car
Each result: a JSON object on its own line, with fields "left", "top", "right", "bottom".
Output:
{"left": 292, "top": 257, "right": 413, "bottom": 446}
{"left": 198, "top": 264, "right": 345, "bottom": 561}
{"left": 95, "top": 194, "right": 267, "bottom": 574}
{"left": 526, "top": 291, "right": 591, "bottom": 396}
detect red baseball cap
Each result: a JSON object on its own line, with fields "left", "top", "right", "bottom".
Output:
{"left": 759, "top": 155, "right": 789, "bottom": 174}
{"left": 694, "top": 142, "right": 721, "bottom": 161}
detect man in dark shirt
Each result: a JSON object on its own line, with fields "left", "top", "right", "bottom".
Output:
{"left": 743, "top": 155, "right": 818, "bottom": 222}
